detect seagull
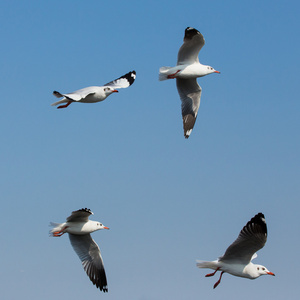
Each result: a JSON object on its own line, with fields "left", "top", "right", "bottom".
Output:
{"left": 159, "top": 27, "right": 220, "bottom": 138}
{"left": 51, "top": 70, "right": 136, "bottom": 109}
{"left": 50, "top": 208, "right": 109, "bottom": 292}
{"left": 196, "top": 213, "right": 275, "bottom": 289}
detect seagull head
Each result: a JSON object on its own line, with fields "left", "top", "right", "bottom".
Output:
{"left": 96, "top": 222, "right": 110, "bottom": 230}
{"left": 88, "top": 220, "right": 110, "bottom": 232}
{"left": 205, "top": 65, "right": 220, "bottom": 75}
{"left": 103, "top": 86, "right": 119, "bottom": 95}
{"left": 254, "top": 264, "right": 275, "bottom": 277}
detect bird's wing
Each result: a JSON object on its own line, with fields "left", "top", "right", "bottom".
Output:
{"left": 69, "top": 233, "right": 108, "bottom": 292}
{"left": 219, "top": 213, "right": 268, "bottom": 264}
{"left": 53, "top": 87, "right": 97, "bottom": 102}
{"left": 104, "top": 70, "right": 136, "bottom": 89}
{"left": 176, "top": 78, "right": 202, "bottom": 139}
{"left": 177, "top": 27, "right": 205, "bottom": 65}
{"left": 67, "top": 208, "right": 93, "bottom": 223}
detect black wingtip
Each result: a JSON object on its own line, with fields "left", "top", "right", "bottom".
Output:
{"left": 184, "top": 27, "right": 200, "bottom": 39}
{"left": 125, "top": 70, "right": 136, "bottom": 86}
{"left": 244, "top": 213, "right": 267, "bottom": 236}
{"left": 252, "top": 213, "right": 266, "bottom": 223}
{"left": 53, "top": 90, "right": 62, "bottom": 97}
{"left": 77, "top": 208, "right": 92, "bottom": 214}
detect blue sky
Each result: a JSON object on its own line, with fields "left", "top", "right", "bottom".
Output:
{"left": 0, "top": 1, "right": 299, "bottom": 299}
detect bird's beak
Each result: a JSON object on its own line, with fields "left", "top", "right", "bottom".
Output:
{"left": 214, "top": 70, "right": 221, "bottom": 74}
{"left": 112, "top": 90, "right": 118, "bottom": 93}
{"left": 103, "top": 226, "right": 110, "bottom": 230}
{"left": 267, "top": 272, "right": 275, "bottom": 276}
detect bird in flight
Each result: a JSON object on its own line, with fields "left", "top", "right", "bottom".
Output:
{"left": 50, "top": 208, "right": 109, "bottom": 292}
{"left": 196, "top": 212, "right": 275, "bottom": 288}
{"left": 159, "top": 27, "right": 220, "bottom": 138}
{"left": 52, "top": 70, "right": 136, "bottom": 109}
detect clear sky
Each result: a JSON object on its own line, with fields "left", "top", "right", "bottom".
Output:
{"left": 0, "top": 1, "right": 299, "bottom": 299}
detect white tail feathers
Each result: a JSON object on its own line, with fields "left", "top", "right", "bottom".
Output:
{"left": 51, "top": 90, "right": 68, "bottom": 106}
{"left": 196, "top": 260, "right": 218, "bottom": 270}
{"left": 159, "top": 66, "right": 172, "bottom": 81}
{"left": 51, "top": 99, "right": 68, "bottom": 106}
{"left": 49, "top": 222, "right": 64, "bottom": 236}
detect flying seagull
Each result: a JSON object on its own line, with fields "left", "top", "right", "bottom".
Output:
{"left": 50, "top": 208, "right": 109, "bottom": 292}
{"left": 196, "top": 213, "right": 275, "bottom": 288}
{"left": 159, "top": 27, "right": 220, "bottom": 138}
{"left": 52, "top": 70, "right": 136, "bottom": 109}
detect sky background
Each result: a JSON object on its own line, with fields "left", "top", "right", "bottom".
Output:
{"left": 0, "top": 1, "right": 299, "bottom": 299}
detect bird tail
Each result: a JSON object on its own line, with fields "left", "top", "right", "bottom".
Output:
{"left": 51, "top": 99, "right": 68, "bottom": 106}
{"left": 196, "top": 260, "right": 219, "bottom": 270}
{"left": 159, "top": 66, "right": 172, "bottom": 81}
{"left": 51, "top": 91, "right": 68, "bottom": 106}
{"left": 49, "top": 222, "right": 64, "bottom": 236}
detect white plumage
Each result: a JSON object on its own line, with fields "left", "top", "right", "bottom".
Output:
{"left": 50, "top": 208, "right": 109, "bottom": 292}
{"left": 196, "top": 213, "right": 275, "bottom": 288}
{"left": 51, "top": 70, "right": 136, "bottom": 109}
{"left": 159, "top": 27, "right": 220, "bottom": 138}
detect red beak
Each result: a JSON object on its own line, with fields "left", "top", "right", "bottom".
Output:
{"left": 267, "top": 272, "right": 275, "bottom": 276}
{"left": 214, "top": 70, "right": 221, "bottom": 74}
{"left": 112, "top": 90, "right": 118, "bottom": 93}
{"left": 103, "top": 226, "right": 110, "bottom": 230}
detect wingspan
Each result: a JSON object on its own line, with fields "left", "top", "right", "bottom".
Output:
{"left": 177, "top": 27, "right": 205, "bottom": 65}
{"left": 69, "top": 233, "right": 108, "bottom": 292}
{"left": 176, "top": 78, "right": 202, "bottom": 138}
{"left": 219, "top": 213, "right": 268, "bottom": 264}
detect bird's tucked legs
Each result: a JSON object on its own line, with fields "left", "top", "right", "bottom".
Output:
{"left": 57, "top": 101, "right": 72, "bottom": 109}
{"left": 167, "top": 70, "right": 181, "bottom": 79}
{"left": 205, "top": 268, "right": 220, "bottom": 277}
{"left": 52, "top": 226, "right": 69, "bottom": 237}
{"left": 213, "top": 271, "right": 224, "bottom": 289}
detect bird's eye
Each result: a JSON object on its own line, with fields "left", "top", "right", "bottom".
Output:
{"left": 257, "top": 267, "right": 259, "bottom": 270}
{"left": 262, "top": 267, "right": 265, "bottom": 271}
{"left": 100, "top": 223, "right": 103, "bottom": 226}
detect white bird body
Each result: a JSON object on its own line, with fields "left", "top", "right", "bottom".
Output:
{"left": 52, "top": 70, "right": 136, "bottom": 109}
{"left": 196, "top": 213, "right": 275, "bottom": 288}
{"left": 198, "top": 260, "right": 266, "bottom": 279}
{"left": 51, "top": 220, "right": 104, "bottom": 235}
{"left": 51, "top": 86, "right": 115, "bottom": 107}
{"left": 159, "top": 63, "right": 217, "bottom": 81}
{"left": 50, "top": 208, "right": 109, "bottom": 293}
{"left": 159, "top": 27, "right": 220, "bottom": 138}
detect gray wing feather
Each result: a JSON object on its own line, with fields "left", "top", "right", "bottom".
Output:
{"left": 67, "top": 208, "right": 93, "bottom": 223}
{"left": 53, "top": 88, "right": 96, "bottom": 102}
{"left": 69, "top": 233, "right": 108, "bottom": 292}
{"left": 177, "top": 31, "right": 205, "bottom": 65}
{"left": 219, "top": 213, "right": 267, "bottom": 264}
{"left": 176, "top": 78, "right": 202, "bottom": 138}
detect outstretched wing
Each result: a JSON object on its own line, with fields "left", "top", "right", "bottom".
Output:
{"left": 67, "top": 208, "right": 93, "bottom": 223}
{"left": 177, "top": 27, "right": 205, "bottom": 65}
{"left": 219, "top": 213, "right": 268, "bottom": 264}
{"left": 104, "top": 70, "right": 136, "bottom": 89}
{"left": 69, "top": 233, "right": 108, "bottom": 292}
{"left": 176, "top": 78, "right": 202, "bottom": 139}
{"left": 53, "top": 87, "right": 97, "bottom": 102}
